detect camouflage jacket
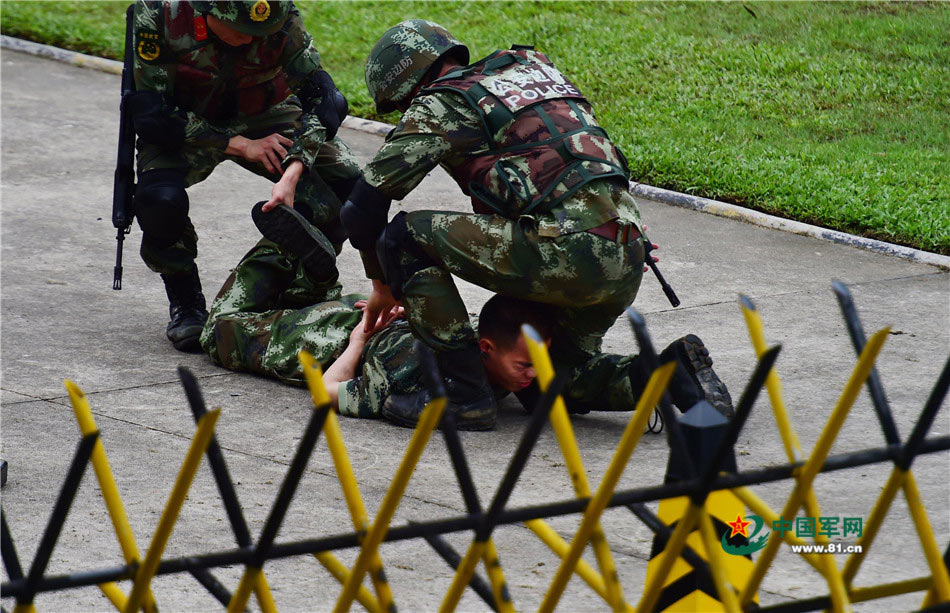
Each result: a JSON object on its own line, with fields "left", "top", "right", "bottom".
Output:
{"left": 363, "top": 48, "right": 638, "bottom": 237}
{"left": 132, "top": 0, "right": 327, "bottom": 167}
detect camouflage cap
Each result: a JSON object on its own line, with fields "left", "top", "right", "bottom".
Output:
{"left": 206, "top": 0, "right": 290, "bottom": 37}
{"left": 365, "top": 19, "right": 469, "bottom": 114}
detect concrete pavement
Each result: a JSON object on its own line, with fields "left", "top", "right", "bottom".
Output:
{"left": 1, "top": 49, "right": 948, "bottom": 611}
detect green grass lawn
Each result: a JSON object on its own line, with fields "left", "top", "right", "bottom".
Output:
{"left": 3, "top": 1, "right": 948, "bottom": 253}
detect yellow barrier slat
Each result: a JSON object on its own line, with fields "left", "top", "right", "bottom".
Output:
{"left": 738, "top": 328, "right": 890, "bottom": 609}
{"left": 334, "top": 396, "right": 445, "bottom": 612}
{"left": 698, "top": 509, "right": 741, "bottom": 612}
{"left": 482, "top": 539, "right": 515, "bottom": 613}
{"left": 637, "top": 503, "right": 703, "bottom": 612}
{"left": 124, "top": 409, "right": 220, "bottom": 613}
{"left": 316, "top": 551, "right": 382, "bottom": 612}
{"left": 300, "top": 351, "right": 396, "bottom": 611}
{"left": 525, "top": 519, "right": 614, "bottom": 603}
{"left": 739, "top": 299, "right": 851, "bottom": 611}
{"left": 523, "top": 325, "right": 627, "bottom": 611}
{"left": 841, "top": 469, "right": 905, "bottom": 585}
{"left": 902, "top": 472, "right": 950, "bottom": 601}
{"left": 740, "top": 299, "right": 803, "bottom": 463}
{"left": 440, "top": 541, "right": 487, "bottom": 612}
{"left": 540, "top": 363, "right": 674, "bottom": 613}
{"left": 65, "top": 380, "right": 157, "bottom": 613}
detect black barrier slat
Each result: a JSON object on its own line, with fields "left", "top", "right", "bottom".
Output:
{"left": 1, "top": 510, "right": 24, "bottom": 583}
{"left": 481, "top": 373, "right": 566, "bottom": 541}
{"left": 188, "top": 567, "right": 237, "bottom": 609}
{"left": 178, "top": 366, "right": 253, "bottom": 547}
{"left": 178, "top": 367, "right": 255, "bottom": 606}
{"left": 916, "top": 601, "right": 950, "bottom": 613}
{"left": 441, "top": 411, "right": 483, "bottom": 517}
{"left": 420, "top": 531, "right": 498, "bottom": 612}
{"left": 6, "top": 435, "right": 949, "bottom": 598}
{"left": 250, "top": 404, "right": 331, "bottom": 568}
{"left": 693, "top": 346, "right": 781, "bottom": 505}
{"left": 19, "top": 432, "right": 98, "bottom": 606}
{"left": 898, "top": 356, "right": 950, "bottom": 471}
{"left": 832, "top": 280, "right": 902, "bottom": 445}
{"left": 627, "top": 308, "right": 696, "bottom": 478}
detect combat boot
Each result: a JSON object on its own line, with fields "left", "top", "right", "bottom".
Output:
{"left": 630, "top": 334, "right": 735, "bottom": 418}
{"left": 251, "top": 202, "right": 338, "bottom": 284}
{"left": 161, "top": 267, "right": 208, "bottom": 353}
{"left": 382, "top": 346, "right": 497, "bottom": 431}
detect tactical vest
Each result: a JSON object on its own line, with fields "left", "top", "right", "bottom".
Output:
{"left": 421, "top": 47, "right": 629, "bottom": 218}
{"left": 163, "top": 2, "right": 291, "bottom": 121}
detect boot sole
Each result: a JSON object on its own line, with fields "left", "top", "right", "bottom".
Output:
{"left": 680, "top": 335, "right": 735, "bottom": 419}
{"left": 251, "top": 202, "right": 337, "bottom": 283}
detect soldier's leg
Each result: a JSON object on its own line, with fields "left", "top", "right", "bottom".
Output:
{"left": 386, "top": 210, "right": 650, "bottom": 419}
{"left": 135, "top": 141, "right": 230, "bottom": 351}
{"left": 527, "top": 304, "right": 734, "bottom": 417}
{"left": 201, "top": 239, "right": 362, "bottom": 384}
{"left": 134, "top": 165, "right": 207, "bottom": 352}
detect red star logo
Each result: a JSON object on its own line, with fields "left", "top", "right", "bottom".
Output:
{"left": 727, "top": 514, "right": 751, "bottom": 538}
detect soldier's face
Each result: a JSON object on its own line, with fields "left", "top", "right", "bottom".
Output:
{"left": 206, "top": 15, "right": 254, "bottom": 46}
{"left": 479, "top": 335, "right": 543, "bottom": 393}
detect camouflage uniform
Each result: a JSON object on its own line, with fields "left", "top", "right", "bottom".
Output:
{"left": 132, "top": 0, "right": 360, "bottom": 274}
{"left": 200, "top": 239, "right": 438, "bottom": 418}
{"left": 361, "top": 46, "right": 645, "bottom": 413}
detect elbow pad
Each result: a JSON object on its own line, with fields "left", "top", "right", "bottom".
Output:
{"left": 299, "top": 70, "right": 348, "bottom": 141}
{"left": 126, "top": 91, "right": 185, "bottom": 150}
{"left": 340, "top": 178, "right": 391, "bottom": 251}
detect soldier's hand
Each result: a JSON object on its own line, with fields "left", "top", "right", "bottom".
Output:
{"left": 262, "top": 161, "right": 304, "bottom": 212}
{"left": 364, "top": 280, "right": 400, "bottom": 333}
{"left": 229, "top": 133, "right": 294, "bottom": 175}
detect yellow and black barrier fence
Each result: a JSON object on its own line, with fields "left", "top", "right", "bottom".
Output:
{"left": 2, "top": 281, "right": 949, "bottom": 612}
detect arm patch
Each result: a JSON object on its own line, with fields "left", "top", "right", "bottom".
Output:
{"left": 136, "top": 29, "right": 162, "bottom": 63}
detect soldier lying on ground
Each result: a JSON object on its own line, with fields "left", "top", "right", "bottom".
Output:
{"left": 201, "top": 203, "right": 734, "bottom": 425}
{"left": 199, "top": 203, "right": 557, "bottom": 419}
{"left": 129, "top": 0, "right": 360, "bottom": 352}
{"left": 327, "top": 20, "right": 733, "bottom": 429}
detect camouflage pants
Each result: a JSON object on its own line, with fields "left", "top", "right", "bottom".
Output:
{"left": 401, "top": 210, "right": 645, "bottom": 411}
{"left": 137, "top": 99, "right": 361, "bottom": 275}
{"left": 199, "top": 239, "right": 365, "bottom": 385}
{"left": 200, "top": 239, "right": 421, "bottom": 418}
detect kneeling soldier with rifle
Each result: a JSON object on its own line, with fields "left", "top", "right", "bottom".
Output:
{"left": 113, "top": 0, "right": 359, "bottom": 352}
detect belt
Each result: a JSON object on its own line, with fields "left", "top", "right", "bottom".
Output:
{"left": 586, "top": 219, "right": 641, "bottom": 244}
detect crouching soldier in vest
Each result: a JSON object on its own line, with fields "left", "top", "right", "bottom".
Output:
{"left": 129, "top": 0, "right": 361, "bottom": 351}
{"left": 341, "top": 20, "right": 734, "bottom": 430}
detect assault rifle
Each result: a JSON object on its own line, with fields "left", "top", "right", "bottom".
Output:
{"left": 112, "top": 4, "right": 136, "bottom": 290}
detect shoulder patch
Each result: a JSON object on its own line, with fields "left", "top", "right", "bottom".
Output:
{"left": 136, "top": 29, "right": 162, "bottom": 63}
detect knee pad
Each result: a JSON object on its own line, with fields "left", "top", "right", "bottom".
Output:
{"left": 327, "top": 175, "right": 359, "bottom": 207}
{"left": 376, "top": 212, "right": 437, "bottom": 300}
{"left": 135, "top": 169, "right": 189, "bottom": 248}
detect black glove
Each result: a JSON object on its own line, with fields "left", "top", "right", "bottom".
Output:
{"left": 126, "top": 91, "right": 185, "bottom": 150}
{"left": 302, "top": 70, "right": 348, "bottom": 141}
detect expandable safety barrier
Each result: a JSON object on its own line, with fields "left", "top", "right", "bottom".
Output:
{"left": 2, "top": 281, "right": 948, "bottom": 612}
